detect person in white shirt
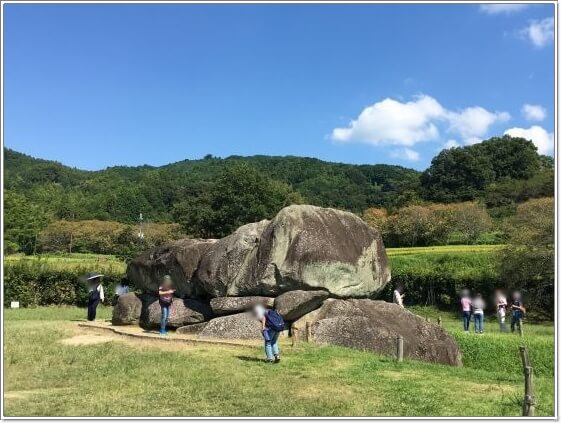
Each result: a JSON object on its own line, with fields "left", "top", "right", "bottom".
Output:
{"left": 494, "top": 289, "right": 507, "bottom": 332}
{"left": 85, "top": 272, "right": 104, "bottom": 321}
{"left": 393, "top": 285, "right": 405, "bottom": 308}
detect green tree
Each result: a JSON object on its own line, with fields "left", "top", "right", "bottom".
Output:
{"left": 174, "top": 163, "right": 304, "bottom": 238}
{"left": 4, "top": 190, "right": 50, "bottom": 254}
{"left": 499, "top": 198, "right": 554, "bottom": 317}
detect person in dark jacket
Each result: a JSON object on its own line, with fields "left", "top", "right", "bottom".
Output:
{"left": 85, "top": 272, "right": 104, "bottom": 321}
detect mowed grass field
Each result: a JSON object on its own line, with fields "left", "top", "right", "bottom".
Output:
{"left": 3, "top": 306, "right": 554, "bottom": 417}
{"left": 4, "top": 244, "right": 503, "bottom": 273}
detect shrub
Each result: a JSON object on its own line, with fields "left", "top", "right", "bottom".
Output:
{"left": 3, "top": 261, "right": 126, "bottom": 307}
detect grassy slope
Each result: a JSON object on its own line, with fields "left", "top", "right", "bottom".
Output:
{"left": 3, "top": 307, "right": 554, "bottom": 417}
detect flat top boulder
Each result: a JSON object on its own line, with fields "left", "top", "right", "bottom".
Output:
{"left": 138, "top": 295, "right": 214, "bottom": 330}
{"left": 274, "top": 289, "right": 329, "bottom": 321}
{"left": 196, "top": 312, "right": 262, "bottom": 340}
{"left": 195, "top": 205, "right": 391, "bottom": 298}
{"left": 210, "top": 296, "right": 274, "bottom": 315}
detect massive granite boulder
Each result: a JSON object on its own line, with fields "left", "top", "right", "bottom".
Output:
{"left": 177, "top": 312, "right": 262, "bottom": 340}
{"left": 210, "top": 296, "right": 274, "bottom": 315}
{"left": 195, "top": 205, "right": 390, "bottom": 298}
{"left": 112, "top": 293, "right": 142, "bottom": 325}
{"left": 274, "top": 290, "right": 329, "bottom": 321}
{"left": 195, "top": 220, "right": 269, "bottom": 297}
{"left": 138, "top": 295, "right": 213, "bottom": 330}
{"left": 127, "top": 238, "right": 216, "bottom": 298}
{"left": 292, "top": 299, "right": 461, "bottom": 366}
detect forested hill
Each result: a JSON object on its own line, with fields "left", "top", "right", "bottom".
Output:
{"left": 4, "top": 148, "right": 421, "bottom": 222}
{"left": 4, "top": 135, "right": 554, "bottom": 234}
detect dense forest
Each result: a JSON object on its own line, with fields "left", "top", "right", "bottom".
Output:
{"left": 4, "top": 134, "right": 554, "bottom": 253}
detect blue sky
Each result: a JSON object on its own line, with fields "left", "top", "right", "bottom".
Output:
{"left": 4, "top": 3, "right": 555, "bottom": 170}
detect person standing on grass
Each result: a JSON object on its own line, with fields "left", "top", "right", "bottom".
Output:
{"left": 253, "top": 302, "right": 285, "bottom": 363}
{"left": 393, "top": 285, "right": 405, "bottom": 308}
{"left": 460, "top": 289, "right": 472, "bottom": 332}
{"left": 86, "top": 272, "right": 104, "bottom": 321}
{"left": 472, "top": 293, "right": 485, "bottom": 334}
{"left": 158, "top": 275, "right": 175, "bottom": 336}
{"left": 511, "top": 291, "right": 526, "bottom": 333}
{"left": 495, "top": 289, "right": 508, "bottom": 332}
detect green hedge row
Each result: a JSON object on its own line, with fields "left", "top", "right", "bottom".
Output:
{"left": 381, "top": 251, "right": 501, "bottom": 308}
{"left": 4, "top": 262, "right": 126, "bottom": 307}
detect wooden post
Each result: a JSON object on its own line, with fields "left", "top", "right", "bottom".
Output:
{"left": 519, "top": 345, "right": 530, "bottom": 370}
{"left": 291, "top": 326, "right": 298, "bottom": 347}
{"left": 437, "top": 316, "right": 442, "bottom": 326}
{"left": 305, "top": 322, "right": 312, "bottom": 343}
{"left": 522, "top": 366, "right": 535, "bottom": 416}
{"left": 396, "top": 335, "right": 404, "bottom": 362}
{"left": 519, "top": 319, "right": 524, "bottom": 336}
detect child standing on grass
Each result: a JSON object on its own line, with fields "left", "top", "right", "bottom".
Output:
{"left": 460, "top": 289, "right": 472, "bottom": 332}
{"left": 158, "top": 275, "right": 175, "bottom": 336}
{"left": 472, "top": 293, "right": 485, "bottom": 334}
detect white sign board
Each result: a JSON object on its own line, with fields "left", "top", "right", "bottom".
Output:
{"left": 10, "top": 301, "right": 20, "bottom": 309}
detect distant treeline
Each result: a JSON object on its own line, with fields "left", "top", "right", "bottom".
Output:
{"left": 4, "top": 135, "right": 553, "bottom": 253}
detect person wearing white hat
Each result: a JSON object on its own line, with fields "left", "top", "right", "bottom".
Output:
{"left": 85, "top": 272, "right": 104, "bottom": 321}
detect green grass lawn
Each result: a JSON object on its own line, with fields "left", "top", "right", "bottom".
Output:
{"left": 3, "top": 306, "right": 554, "bottom": 417}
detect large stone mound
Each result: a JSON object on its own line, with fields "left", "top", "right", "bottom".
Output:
{"left": 138, "top": 295, "right": 213, "bottom": 330}
{"left": 127, "top": 238, "right": 216, "bottom": 298}
{"left": 112, "top": 293, "right": 142, "bottom": 325}
{"left": 195, "top": 205, "right": 390, "bottom": 298}
{"left": 210, "top": 296, "right": 274, "bottom": 315}
{"left": 294, "top": 299, "right": 461, "bottom": 366}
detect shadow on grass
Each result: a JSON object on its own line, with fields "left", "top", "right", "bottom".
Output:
{"left": 236, "top": 355, "right": 267, "bottom": 363}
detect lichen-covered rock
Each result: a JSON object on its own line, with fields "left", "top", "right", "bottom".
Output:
{"left": 274, "top": 290, "right": 329, "bottom": 321}
{"left": 210, "top": 296, "right": 274, "bottom": 315}
{"left": 195, "top": 221, "right": 269, "bottom": 297}
{"left": 195, "top": 205, "right": 391, "bottom": 298}
{"left": 293, "top": 299, "right": 461, "bottom": 366}
{"left": 127, "top": 238, "right": 216, "bottom": 298}
{"left": 111, "top": 293, "right": 142, "bottom": 325}
{"left": 193, "top": 312, "right": 262, "bottom": 340}
{"left": 176, "top": 322, "right": 208, "bottom": 335}
{"left": 138, "top": 295, "right": 214, "bottom": 330}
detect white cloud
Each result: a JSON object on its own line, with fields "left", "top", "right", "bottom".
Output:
{"left": 390, "top": 148, "right": 420, "bottom": 162}
{"left": 463, "top": 137, "right": 483, "bottom": 146}
{"left": 331, "top": 95, "right": 445, "bottom": 146}
{"left": 521, "top": 104, "right": 546, "bottom": 121}
{"left": 331, "top": 94, "right": 509, "bottom": 147}
{"left": 480, "top": 4, "right": 529, "bottom": 15}
{"left": 443, "top": 139, "right": 460, "bottom": 149}
{"left": 504, "top": 125, "right": 554, "bottom": 154}
{"left": 446, "top": 107, "right": 510, "bottom": 141}
{"left": 521, "top": 17, "right": 554, "bottom": 47}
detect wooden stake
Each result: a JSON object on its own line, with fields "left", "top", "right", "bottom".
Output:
{"left": 291, "top": 326, "right": 297, "bottom": 347}
{"left": 396, "top": 335, "right": 404, "bottom": 362}
{"left": 523, "top": 366, "right": 535, "bottom": 416}
{"left": 519, "top": 345, "right": 530, "bottom": 370}
{"left": 437, "top": 316, "right": 442, "bottom": 326}
{"left": 519, "top": 319, "right": 524, "bottom": 336}
{"left": 305, "top": 322, "right": 311, "bottom": 342}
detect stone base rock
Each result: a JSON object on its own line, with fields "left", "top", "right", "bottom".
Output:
{"left": 112, "top": 293, "right": 142, "bottom": 325}
{"left": 183, "top": 312, "right": 262, "bottom": 340}
{"left": 274, "top": 289, "right": 329, "bottom": 321}
{"left": 293, "top": 299, "right": 461, "bottom": 366}
{"left": 138, "top": 296, "right": 213, "bottom": 330}
{"left": 210, "top": 296, "right": 274, "bottom": 315}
